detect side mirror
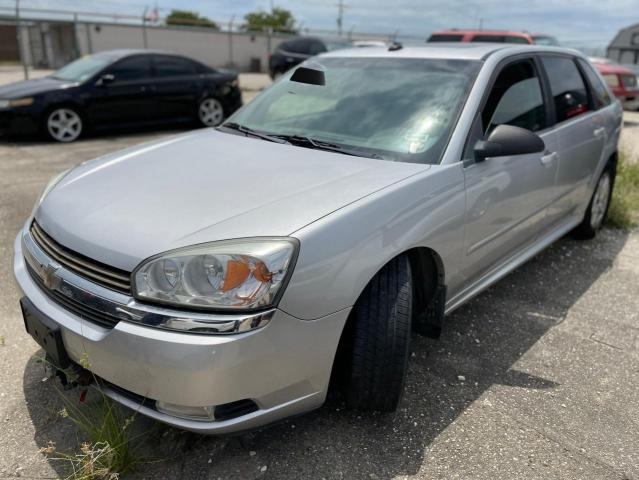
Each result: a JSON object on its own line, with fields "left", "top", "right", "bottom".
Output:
{"left": 474, "top": 124, "right": 545, "bottom": 161}
{"left": 96, "top": 73, "right": 115, "bottom": 86}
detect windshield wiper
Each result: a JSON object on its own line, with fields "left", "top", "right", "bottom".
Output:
{"left": 219, "top": 122, "right": 288, "bottom": 144}
{"left": 273, "top": 134, "right": 382, "bottom": 159}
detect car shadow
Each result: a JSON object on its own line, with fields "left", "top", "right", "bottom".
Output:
{"left": 23, "top": 228, "right": 629, "bottom": 479}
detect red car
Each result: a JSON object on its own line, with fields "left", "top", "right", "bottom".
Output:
{"left": 427, "top": 30, "right": 559, "bottom": 46}
{"left": 592, "top": 61, "right": 639, "bottom": 111}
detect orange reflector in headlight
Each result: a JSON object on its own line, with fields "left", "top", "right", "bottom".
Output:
{"left": 222, "top": 259, "right": 250, "bottom": 291}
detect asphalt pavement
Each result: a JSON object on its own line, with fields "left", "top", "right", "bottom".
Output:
{"left": 0, "top": 73, "right": 638, "bottom": 479}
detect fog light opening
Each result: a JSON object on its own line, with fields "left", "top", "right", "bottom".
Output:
{"left": 155, "top": 401, "right": 215, "bottom": 421}
{"left": 155, "top": 399, "right": 259, "bottom": 422}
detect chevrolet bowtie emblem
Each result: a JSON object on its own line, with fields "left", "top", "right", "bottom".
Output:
{"left": 42, "top": 263, "right": 61, "bottom": 290}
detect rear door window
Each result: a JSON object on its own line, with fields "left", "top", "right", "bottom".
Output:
{"left": 482, "top": 59, "right": 547, "bottom": 133}
{"left": 153, "top": 55, "right": 197, "bottom": 77}
{"left": 541, "top": 56, "right": 591, "bottom": 123}
{"left": 577, "top": 59, "right": 612, "bottom": 108}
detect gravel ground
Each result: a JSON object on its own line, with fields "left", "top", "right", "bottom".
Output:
{"left": 1, "top": 68, "right": 638, "bottom": 479}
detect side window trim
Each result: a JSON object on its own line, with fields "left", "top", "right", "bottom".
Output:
{"left": 533, "top": 54, "right": 557, "bottom": 128}
{"left": 461, "top": 54, "right": 550, "bottom": 165}
{"left": 573, "top": 57, "right": 597, "bottom": 111}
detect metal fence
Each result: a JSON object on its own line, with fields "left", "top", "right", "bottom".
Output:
{"left": 0, "top": 4, "right": 411, "bottom": 77}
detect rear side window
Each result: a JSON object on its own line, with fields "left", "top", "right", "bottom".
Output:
{"left": 482, "top": 60, "right": 546, "bottom": 133}
{"left": 577, "top": 59, "right": 612, "bottom": 108}
{"left": 154, "top": 55, "right": 196, "bottom": 77}
{"left": 541, "top": 56, "right": 590, "bottom": 123}
{"left": 427, "top": 34, "right": 463, "bottom": 42}
{"left": 109, "top": 56, "right": 152, "bottom": 81}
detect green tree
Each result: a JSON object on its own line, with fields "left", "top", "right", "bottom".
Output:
{"left": 166, "top": 10, "right": 219, "bottom": 30}
{"left": 242, "top": 7, "right": 297, "bottom": 34}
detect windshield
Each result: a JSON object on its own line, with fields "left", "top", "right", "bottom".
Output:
{"left": 225, "top": 57, "right": 480, "bottom": 164}
{"left": 532, "top": 35, "right": 559, "bottom": 46}
{"left": 51, "top": 55, "right": 112, "bottom": 82}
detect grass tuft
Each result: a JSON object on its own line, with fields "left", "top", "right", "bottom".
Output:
{"left": 37, "top": 357, "right": 152, "bottom": 480}
{"left": 607, "top": 152, "right": 639, "bottom": 230}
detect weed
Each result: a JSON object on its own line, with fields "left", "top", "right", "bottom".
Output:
{"left": 608, "top": 152, "right": 639, "bottom": 229}
{"left": 37, "top": 357, "right": 151, "bottom": 480}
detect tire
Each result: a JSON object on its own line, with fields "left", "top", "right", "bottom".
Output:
{"left": 573, "top": 167, "right": 614, "bottom": 239}
{"left": 345, "top": 255, "right": 412, "bottom": 412}
{"left": 44, "top": 106, "right": 84, "bottom": 142}
{"left": 197, "top": 97, "right": 225, "bottom": 127}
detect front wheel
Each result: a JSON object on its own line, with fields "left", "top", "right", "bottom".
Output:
{"left": 45, "top": 107, "right": 83, "bottom": 142}
{"left": 198, "top": 97, "right": 225, "bottom": 127}
{"left": 345, "top": 255, "right": 412, "bottom": 412}
{"left": 574, "top": 168, "right": 613, "bottom": 239}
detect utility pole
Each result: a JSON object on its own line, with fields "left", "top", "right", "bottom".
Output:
{"left": 478, "top": 17, "right": 484, "bottom": 31}
{"left": 337, "top": 0, "right": 345, "bottom": 37}
{"left": 228, "top": 15, "right": 235, "bottom": 70}
{"left": 15, "top": 0, "right": 28, "bottom": 80}
{"left": 142, "top": 6, "right": 148, "bottom": 49}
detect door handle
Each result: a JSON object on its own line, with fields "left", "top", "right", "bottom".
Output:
{"left": 540, "top": 151, "right": 557, "bottom": 166}
{"left": 140, "top": 85, "right": 147, "bottom": 92}
{"left": 593, "top": 127, "right": 605, "bottom": 139}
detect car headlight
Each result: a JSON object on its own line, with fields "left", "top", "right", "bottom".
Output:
{"left": 8, "top": 97, "right": 34, "bottom": 107}
{"left": 133, "top": 238, "right": 298, "bottom": 310}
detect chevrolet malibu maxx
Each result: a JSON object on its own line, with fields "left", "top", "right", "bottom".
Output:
{"left": 14, "top": 44, "right": 621, "bottom": 433}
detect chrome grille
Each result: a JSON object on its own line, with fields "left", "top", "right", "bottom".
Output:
{"left": 25, "top": 262, "right": 120, "bottom": 329}
{"left": 30, "top": 221, "right": 131, "bottom": 294}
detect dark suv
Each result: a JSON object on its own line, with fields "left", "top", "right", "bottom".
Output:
{"left": 269, "top": 37, "right": 351, "bottom": 79}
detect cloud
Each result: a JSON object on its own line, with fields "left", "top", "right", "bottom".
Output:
{"left": 2, "top": 0, "right": 633, "bottom": 48}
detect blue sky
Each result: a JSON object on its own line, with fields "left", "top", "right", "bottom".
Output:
{"left": 3, "top": 0, "right": 637, "bottom": 52}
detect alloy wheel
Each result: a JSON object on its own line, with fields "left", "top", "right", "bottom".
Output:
{"left": 47, "top": 108, "right": 82, "bottom": 142}
{"left": 199, "top": 98, "right": 224, "bottom": 127}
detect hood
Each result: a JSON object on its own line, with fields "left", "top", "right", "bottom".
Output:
{"left": 0, "top": 76, "right": 74, "bottom": 99}
{"left": 36, "top": 130, "right": 427, "bottom": 271}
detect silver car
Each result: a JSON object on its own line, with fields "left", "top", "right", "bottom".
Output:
{"left": 13, "top": 44, "right": 622, "bottom": 434}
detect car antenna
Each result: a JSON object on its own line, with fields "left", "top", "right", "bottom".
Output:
{"left": 388, "top": 41, "right": 403, "bottom": 51}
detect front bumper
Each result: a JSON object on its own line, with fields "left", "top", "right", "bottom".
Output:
{"left": 0, "top": 108, "right": 40, "bottom": 136}
{"left": 13, "top": 231, "right": 349, "bottom": 434}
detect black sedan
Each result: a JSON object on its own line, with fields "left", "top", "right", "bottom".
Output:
{"left": 269, "top": 37, "right": 351, "bottom": 79}
{"left": 0, "top": 49, "right": 242, "bottom": 142}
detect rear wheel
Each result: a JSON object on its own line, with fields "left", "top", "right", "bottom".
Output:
{"left": 574, "top": 167, "right": 613, "bottom": 239}
{"left": 345, "top": 255, "right": 412, "bottom": 412}
{"left": 45, "top": 107, "right": 83, "bottom": 142}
